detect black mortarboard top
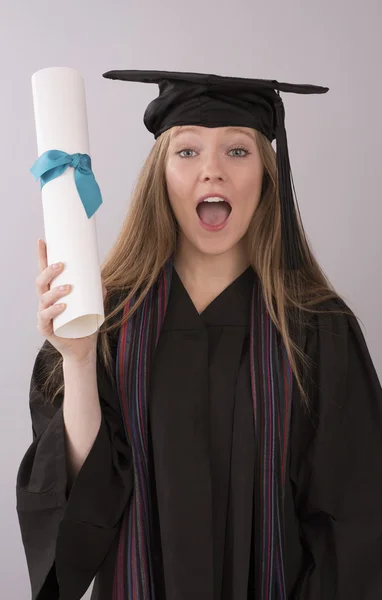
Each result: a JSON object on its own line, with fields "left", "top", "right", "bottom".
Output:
{"left": 103, "top": 69, "right": 329, "bottom": 271}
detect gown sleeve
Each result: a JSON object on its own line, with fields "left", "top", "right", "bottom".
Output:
{"left": 291, "top": 300, "right": 382, "bottom": 599}
{"left": 16, "top": 338, "right": 133, "bottom": 600}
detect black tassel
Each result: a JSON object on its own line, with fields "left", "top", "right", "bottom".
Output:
{"left": 274, "top": 95, "right": 305, "bottom": 271}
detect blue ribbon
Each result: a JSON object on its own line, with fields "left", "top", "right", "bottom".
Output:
{"left": 30, "top": 150, "right": 103, "bottom": 219}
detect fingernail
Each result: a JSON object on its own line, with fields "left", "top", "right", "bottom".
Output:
{"left": 53, "top": 262, "right": 62, "bottom": 269}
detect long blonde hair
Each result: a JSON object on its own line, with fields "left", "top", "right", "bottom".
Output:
{"left": 38, "top": 127, "right": 355, "bottom": 408}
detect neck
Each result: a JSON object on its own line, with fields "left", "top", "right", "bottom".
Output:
{"left": 173, "top": 234, "right": 250, "bottom": 293}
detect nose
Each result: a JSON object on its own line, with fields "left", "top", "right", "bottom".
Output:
{"left": 199, "top": 151, "right": 225, "bottom": 182}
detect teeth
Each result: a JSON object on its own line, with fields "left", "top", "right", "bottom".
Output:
{"left": 202, "top": 197, "right": 227, "bottom": 203}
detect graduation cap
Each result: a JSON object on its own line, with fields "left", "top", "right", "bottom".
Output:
{"left": 102, "top": 69, "right": 329, "bottom": 271}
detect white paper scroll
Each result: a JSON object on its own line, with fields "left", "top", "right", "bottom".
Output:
{"left": 31, "top": 67, "right": 105, "bottom": 338}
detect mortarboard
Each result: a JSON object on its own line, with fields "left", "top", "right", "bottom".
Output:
{"left": 102, "top": 69, "right": 329, "bottom": 271}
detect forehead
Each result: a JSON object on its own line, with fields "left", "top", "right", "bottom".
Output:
{"left": 170, "top": 125, "right": 256, "bottom": 141}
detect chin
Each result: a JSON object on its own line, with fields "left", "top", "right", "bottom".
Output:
{"left": 187, "top": 231, "right": 245, "bottom": 257}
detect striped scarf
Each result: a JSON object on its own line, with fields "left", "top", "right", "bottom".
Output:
{"left": 113, "top": 255, "right": 294, "bottom": 599}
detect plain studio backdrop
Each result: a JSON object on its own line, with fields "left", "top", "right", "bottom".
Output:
{"left": 1, "top": 0, "right": 381, "bottom": 598}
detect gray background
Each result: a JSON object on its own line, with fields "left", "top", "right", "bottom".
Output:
{"left": 1, "top": 0, "right": 381, "bottom": 597}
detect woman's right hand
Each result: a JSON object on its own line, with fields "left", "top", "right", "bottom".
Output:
{"left": 36, "top": 238, "right": 107, "bottom": 364}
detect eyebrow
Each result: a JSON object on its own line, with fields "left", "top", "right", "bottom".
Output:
{"left": 171, "top": 126, "right": 256, "bottom": 141}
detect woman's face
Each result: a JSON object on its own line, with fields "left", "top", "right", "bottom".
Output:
{"left": 165, "top": 125, "right": 264, "bottom": 256}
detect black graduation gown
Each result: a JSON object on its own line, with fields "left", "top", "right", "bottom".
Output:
{"left": 16, "top": 266, "right": 382, "bottom": 599}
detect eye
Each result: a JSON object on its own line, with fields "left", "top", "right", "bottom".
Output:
{"left": 175, "top": 146, "right": 251, "bottom": 159}
{"left": 176, "top": 148, "right": 197, "bottom": 158}
{"left": 228, "top": 146, "right": 250, "bottom": 158}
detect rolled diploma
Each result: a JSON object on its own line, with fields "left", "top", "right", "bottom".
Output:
{"left": 31, "top": 67, "right": 105, "bottom": 338}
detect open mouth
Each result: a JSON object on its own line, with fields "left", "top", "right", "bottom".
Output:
{"left": 196, "top": 199, "right": 232, "bottom": 227}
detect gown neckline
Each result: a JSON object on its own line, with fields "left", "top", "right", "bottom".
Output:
{"left": 160, "top": 265, "right": 255, "bottom": 331}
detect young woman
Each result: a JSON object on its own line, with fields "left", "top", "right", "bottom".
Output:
{"left": 16, "top": 71, "right": 382, "bottom": 600}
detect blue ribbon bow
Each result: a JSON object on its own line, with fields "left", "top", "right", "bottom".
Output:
{"left": 30, "top": 150, "right": 103, "bottom": 218}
